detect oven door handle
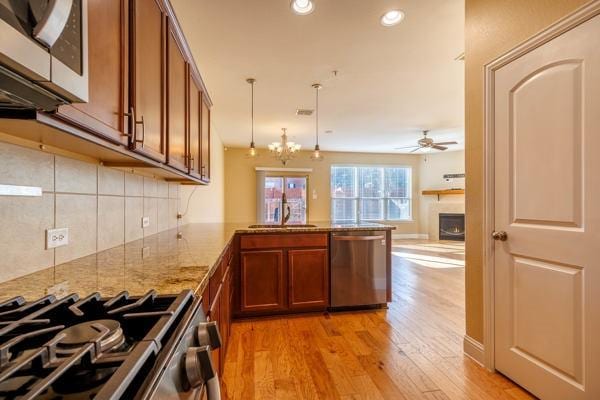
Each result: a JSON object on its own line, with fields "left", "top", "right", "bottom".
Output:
{"left": 33, "top": 0, "right": 74, "bottom": 48}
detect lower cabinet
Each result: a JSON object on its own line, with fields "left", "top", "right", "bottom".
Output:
{"left": 207, "top": 284, "right": 221, "bottom": 375}
{"left": 202, "top": 244, "right": 233, "bottom": 377}
{"left": 239, "top": 250, "right": 286, "bottom": 313}
{"left": 288, "top": 249, "right": 329, "bottom": 311}
{"left": 237, "top": 234, "right": 329, "bottom": 317}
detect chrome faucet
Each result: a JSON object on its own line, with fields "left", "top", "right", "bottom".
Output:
{"left": 281, "top": 192, "right": 291, "bottom": 226}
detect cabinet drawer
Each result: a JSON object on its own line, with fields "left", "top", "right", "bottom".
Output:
{"left": 240, "top": 233, "right": 328, "bottom": 250}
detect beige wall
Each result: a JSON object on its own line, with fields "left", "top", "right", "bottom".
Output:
{"left": 419, "top": 150, "right": 465, "bottom": 235}
{"left": 181, "top": 129, "right": 225, "bottom": 223}
{"left": 0, "top": 138, "right": 181, "bottom": 283}
{"left": 465, "top": 0, "right": 588, "bottom": 343}
{"left": 224, "top": 148, "right": 424, "bottom": 233}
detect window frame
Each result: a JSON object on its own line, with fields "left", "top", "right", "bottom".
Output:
{"left": 263, "top": 174, "right": 309, "bottom": 224}
{"left": 330, "top": 164, "right": 412, "bottom": 223}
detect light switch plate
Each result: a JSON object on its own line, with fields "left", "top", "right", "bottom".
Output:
{"left": 46, "top": 228, "right": 69, "bottom": 249}
{"left": 142, "top": 216, "right": 150, "bottom": 228}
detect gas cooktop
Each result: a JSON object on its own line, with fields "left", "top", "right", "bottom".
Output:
{"left": 0, "top": 289, "right": 199, "bottom": 399}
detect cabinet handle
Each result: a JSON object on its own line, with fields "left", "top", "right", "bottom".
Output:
{"left": 122, "top": 107, "right": 134, "bottom": 138}
{"left": 124, "top": 107, "right": 145, "bottom": 146}
{"left": 134, "top": 114, "right": 145, "bottom": 146}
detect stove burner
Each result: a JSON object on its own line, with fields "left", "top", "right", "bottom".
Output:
{"left": 55, "top": 319, "right": 125, "bottom": 355}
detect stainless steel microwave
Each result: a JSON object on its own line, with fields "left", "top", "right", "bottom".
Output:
{"left": 0, "top": 0, "right": 88, "bottom": 112}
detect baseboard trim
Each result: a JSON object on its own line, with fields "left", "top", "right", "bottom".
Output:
{"left": 463, "top": 335, "right": 485, "bottom": 366}
{"left": 392, "top": 233, "right": 429, "bottom": 240}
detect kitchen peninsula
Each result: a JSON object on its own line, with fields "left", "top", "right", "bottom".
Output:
{"left": 0, "top": 223, "right": 394, "bottom": 303}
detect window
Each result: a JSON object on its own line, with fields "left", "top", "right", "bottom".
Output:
{"left": 331, "top": 166, "right": 411, "bottom": 222}
{"left": 264, "top": 176, "right": 307, "bottom": 224}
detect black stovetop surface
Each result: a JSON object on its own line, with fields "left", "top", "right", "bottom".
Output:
{"left": 0, "top": 289, "right": 195, "bottom": 400}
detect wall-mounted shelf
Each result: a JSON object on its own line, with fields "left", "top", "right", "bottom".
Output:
{"left": 422, "top": 189, "right": 465, "bottom": 201}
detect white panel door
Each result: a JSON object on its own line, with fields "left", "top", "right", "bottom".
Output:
{"left": 493, "top": 12, "right": 600, "bottom": 400}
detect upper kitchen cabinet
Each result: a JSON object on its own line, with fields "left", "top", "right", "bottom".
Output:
{"left": 188, "top": 73, "right": 202, "bottom": 178}
{"left": 166, "top": 21, "right": 188, "bottom": 172}
{"left": 56, "top": 0, "right": 129, "bottom": 145}
{"left": 130, "top": 0, "right": 167, "bottom": 162}
{"left": 200, "top": 96, "right": 211, "bottom": 182}
{"left": 0, "top": 0, "right": 213, "bottom": 185}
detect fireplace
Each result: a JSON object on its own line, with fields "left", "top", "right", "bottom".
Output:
{"left": 439, "top": 213, "right": 465, "bottom": 241}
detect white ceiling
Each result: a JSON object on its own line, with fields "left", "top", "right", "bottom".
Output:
{"left": 170, "top": 0, "right": 465, "bottom": 153}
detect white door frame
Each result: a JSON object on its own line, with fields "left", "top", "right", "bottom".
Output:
{"left": 482, "top": 0, "right": 600, "bottom": 371}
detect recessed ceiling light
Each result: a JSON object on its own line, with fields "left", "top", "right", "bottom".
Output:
{"left": 291, "top": 0, "right": 314, "bottom": 15}
{"left": 380, "top": 9, "right": 404, "bottom": 26}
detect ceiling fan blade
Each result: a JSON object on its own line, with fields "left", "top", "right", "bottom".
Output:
{"left": 410, "top": 147, "right": 421, "bottom": 153}
{"left": 433, "top": 141, "right": 458, "bottom": 146}
{"left": 432, "top": 145, "right": 448, "bottom": 151}
{"left": 394, "top": 145, "right": 420, "bottom": 150}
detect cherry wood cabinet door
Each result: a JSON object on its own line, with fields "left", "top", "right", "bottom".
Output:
{"left": 288, "top": 249, "right": 329, "bottom": 310}
{"left": 130, "top": 0, "right": 166, "bottom": 162}
{"left": 166, "top": 21, "right": 187, "bottom": 172}
{"left": 240, "top": 250, "right": 286, "bottom": 313}
{"left": 57, "top": 0, "right": 128, "bottom": 144}
{"left": 200, "top": 98, "right": 211, "bottom": 182}
{"left": 188, "top": 74, "right": 201, "bottom": 177}
{"left": 220, "top": 267, "right": 231, "bottom": 367}
{"left": 208, "top": 284, "right": 222, "bottom": 376}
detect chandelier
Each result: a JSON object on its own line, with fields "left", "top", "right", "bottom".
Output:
{"left": 268, "top": 128, "right": 301, "bottom": 165}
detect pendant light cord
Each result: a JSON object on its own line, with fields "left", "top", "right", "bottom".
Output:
{"left": 251, "top": 80, "right": 255, "bottom": 143}
{"left": 315, "top": 85, "right": 319, "bottom": 146}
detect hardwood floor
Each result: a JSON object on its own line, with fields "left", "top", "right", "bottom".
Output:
{"left": 221, "top": 240, "right": 535, "bottom": 400}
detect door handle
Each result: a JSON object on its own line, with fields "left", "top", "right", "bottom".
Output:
{"left": 492, "top": 231, "right": 508, "bottom": 241}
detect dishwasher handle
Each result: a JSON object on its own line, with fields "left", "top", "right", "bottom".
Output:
{"left": 332, "top": 235, "right": 385, "bottom": 241}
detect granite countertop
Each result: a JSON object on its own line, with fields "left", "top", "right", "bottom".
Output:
{"left": 0, "top": 222, "right": 394, "bottom": 302}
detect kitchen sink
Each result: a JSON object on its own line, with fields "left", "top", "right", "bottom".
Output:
{"left": 247, "top": 224, "right": 318, "bottom": 229}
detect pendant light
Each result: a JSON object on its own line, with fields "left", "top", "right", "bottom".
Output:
{"left": 246, "top": 78, "right": 258, "bottom": 157}
{"left": 310, "top": 83, "right": 324, "bottom": 161}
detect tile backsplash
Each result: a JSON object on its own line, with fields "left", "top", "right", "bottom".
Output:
{"left": 0, "top": 140, "right": 180, "bottom": 283}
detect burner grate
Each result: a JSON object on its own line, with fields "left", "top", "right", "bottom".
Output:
{"left": 0, "top": 289, "right": 195, "bottom": 399}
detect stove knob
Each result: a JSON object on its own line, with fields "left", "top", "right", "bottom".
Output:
{"left": 185, "top": 345, "right": 215, "bottom": 388}
{"left": 197, "top": 321, "right": 222, "bottom": 349}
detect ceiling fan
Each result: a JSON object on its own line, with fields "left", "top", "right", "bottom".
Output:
{"left": 395, "top": 130, "right": 458, "bottom": 152}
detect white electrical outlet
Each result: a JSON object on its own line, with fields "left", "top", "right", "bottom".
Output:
{"left": 46, "top": 228, "right": 69, "bottom": 249}
{"left": 142, "top": 246, "right": 151, "bottom": 258}
{"left": 142, "top": 216, "right": 150, "bottom": 228}
{"left": 46, "top": 281, "right": 69, "bottom": 297}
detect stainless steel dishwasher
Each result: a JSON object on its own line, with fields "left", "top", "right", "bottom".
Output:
{"left": 330, "top": 231, "right": 387, "bottom": 307}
